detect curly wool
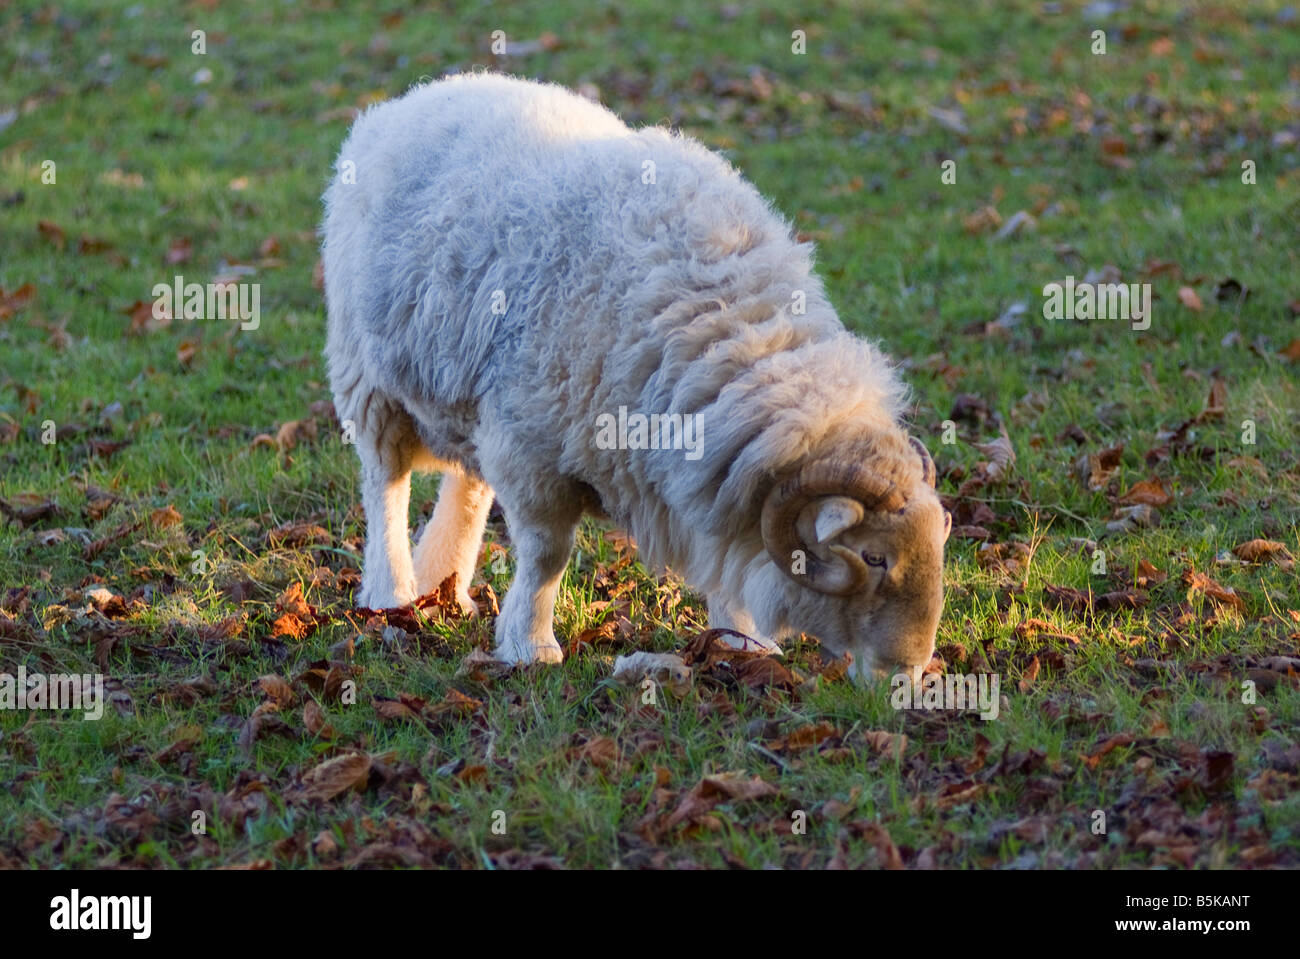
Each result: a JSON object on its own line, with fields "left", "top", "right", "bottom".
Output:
{"left": 323, "top": 71, "right": 921, "bottom": 606}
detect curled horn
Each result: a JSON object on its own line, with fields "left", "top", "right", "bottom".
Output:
{"left": 910, "top": 436, "right": 936, "bottom": 487}
{"left": 761, "top": 461, "right": 903, "bottom": 595}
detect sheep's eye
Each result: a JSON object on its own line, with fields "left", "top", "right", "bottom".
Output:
{"left": 863, "top": 552, "right": 887, "bottom": 568}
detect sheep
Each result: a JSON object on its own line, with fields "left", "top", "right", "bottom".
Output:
{"left": 322, "top": 73, "right": 951, "bottom": 684}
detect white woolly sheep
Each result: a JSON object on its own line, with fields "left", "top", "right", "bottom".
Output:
{"left": 322, "top": 73, "right": 951, "bottom": 683}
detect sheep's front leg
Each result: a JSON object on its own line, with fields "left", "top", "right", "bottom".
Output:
{"left": 708, "top": 594, "right": 784, "bottom": 655}
{"left": 493, "top": 504, "right": 580, "bottom": 664}
{"left": 355, "top": 412, "right": 420, "bottom": 609}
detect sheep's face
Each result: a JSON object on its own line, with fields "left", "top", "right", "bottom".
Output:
{"left": 760, "top": 441, "right": 950, "bottom": 686}
{"left": 797, "top": 489, "right": 949, "bottom": 683}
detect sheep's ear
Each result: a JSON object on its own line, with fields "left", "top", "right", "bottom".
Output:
{"left": 943, "top": 510, "right": 953, "bottom": 542}
{"left": 812, "top": 496, "right": 865, "bottom": 544}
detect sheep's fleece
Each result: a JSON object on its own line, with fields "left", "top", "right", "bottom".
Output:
{"left": 323, "top": 73, "right": 950, "bottom": 683}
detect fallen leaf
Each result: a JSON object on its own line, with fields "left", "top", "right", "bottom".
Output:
{"left": 0, "top": 283, "right": 36, "bottom": 320}
{"left": 1184, "top": 571, "right": 1246, "bottom": 613}
{"left": 165, "top": 237, "right": 193, "bottom": 264}
{"left": 1079, "top": 443, "right": 1124, "bottom": 491}
{"left": 298, "top": 752, "right": 372, "bottom": 801}
{"left": 37, "top": 221, "right": 66, "bottom": 250}
{"left": 303, "top": 700, "right": 326, "bottom": 735}
{"left": 149, "top": 504, "right": 183, "bottom": 529}
{"left": 256, "top": 674, "right": 294, "bottom": 706}
{"left": 1107, "top": 504, "right": 1159, "bottom": 534}
{"left": 1232, "top": 539, "right": 1295, "bottom": 569}
{"left": 1119, "top": 477, "right": 1172, "bottom": 507}
{"left": 1177, "top": 287, "right": 1203, "bottom": 312}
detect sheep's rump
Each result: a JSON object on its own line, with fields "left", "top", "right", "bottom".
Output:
{"left": 323, "top": 73, "right": 905, "bottom": 567}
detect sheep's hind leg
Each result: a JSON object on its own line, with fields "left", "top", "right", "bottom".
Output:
{"left": 412, "top": 469, "right": 495, "bottom": 615}
{"left": 354, "top": 399, "right": 423, "bottom": 609}
{"left": 492, "top": 499, "right": 582, "bottom": 665}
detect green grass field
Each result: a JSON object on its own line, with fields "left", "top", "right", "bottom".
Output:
{"left": 1, "top": 0, "right": 1298, "bottom": 869}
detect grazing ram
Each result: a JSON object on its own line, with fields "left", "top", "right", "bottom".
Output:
{"left": 322, "top": 73, "right": 950, "bottom": 683}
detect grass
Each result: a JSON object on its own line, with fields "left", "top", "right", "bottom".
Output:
{"left": 0, "top": 0, "right": 1298, "bottom": 869}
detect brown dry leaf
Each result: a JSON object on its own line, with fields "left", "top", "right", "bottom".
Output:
{"left": 975, "top": 540, "right": 1032, "bottom": 577}
{"left": 568, "top": 618, "right": 618, "bottom": 656}
{"left": 270, "top": 614, "right": 312, "bottom": 640}
{"left": 298, "top": 752, "right": 372, "bottom": 801}
{"left": 973, "top": 422, "right": 1015, "bottom": 483}
{"left": 373, "top": 696, "right": 423, "bottom": 723}
{"left": 424, "top": 688, "right": 484, "bottom": 725}
{"left": 1098, "top": 588, "right": 1148, "bottom": 610}
{"left": 1278, "top": 339, "right": 1300, "bottom": 363}
{"left": 1226, "top": 456, "right": 1268, "bottom": 480}
{"left": 1202, "top": 750, "right": 1235, "bottom": 792}
{"left": 102, "top": 792, "right": 159, "bottom": 838}
{"left": 731, "top": 656, "right": 799, "bottom": 692}
{"left": 257, "top": 674, "right": 294, "bottom": 706}
{"left": 769, "top": 721, "right": 840, "bottom": 754}
{"left": 1119, "top": 477, "right": 1172, "bottom": 507}
{"left": 1082, "top": 732, "right": 1136, "bottom": 769}
{"left": 0, "top": 283, "right": 36, "bottom": 320}
{"left": 1079, "top": 443, "right": 1124, "bottom": 491}
{"left": 38, "top": 221, "right": 66, "bottom": 249}
{"left": 1232, "top": 539, "right": 1295, "bottom": 569}
{"left": 88, "top": 438, "right": 130, "bottom": 460}
{"left": 933, "top": 781, "right": 985, "bottom": 810}
{"left": 237, "top": 705, "right": 291, "bottom": 752}
{"left": 275, "top": 582, "right": 314, "bottom": 618}
{"left": 701, "top": 771, "right": 778, "bottom": 801}
{"left": 1106, "top": 504, "right": 1159, "bottom": 534}
{"left": 860, "top": 729, "right": 909, "bottom": 759}
{"left": 150, "top": 504, "right": 183, "bottom": 529}
{"left": 302, "top": 699, "right": 326, "bottom": 735}
{"left": 1133, "top": 559, "right": 1167, "bottom": 587}
{"left": 1183, "top": 571, "right": 1246, "bottom": 612}
{"left": 270, "top": 582, "right": 320, "bottom": 640}
{"left": 165, "top": 237, "right": 193, "bottom": 264}
{"left": 1201, "top": 378, "right": 1227, "bottom": 420}
{"left": 850, "top": 821, "right": 905, "bottom": 869}
{"left": 0, "top": 494, "right": 59, "bottom": 526}
{"left": 1043, "top": 584, "right": 1092, "bottom": 613}
{"left": 1177, "top": 286, "right": 1203, "bottom": 312}
{"left": 176, "top": 339, "right": 199, "bottom": 367}
{"left": 1018, "top": 655, "right": 1040, "bottom": 692}
{"left": 77, "top": 235, "right": 116, "bottom": 255}
{"left": 123, "top": 298, "right": 170, "bottom": 334}
{"left": 267, "top": 521, "right": 331, "bottom": 548}
{"left": 570, "top": 735, "right": 619, "bottom": 771}
{"left": 963, "top": 205, "right": 1002, "bottom": 235}
{"left": 275, "top": 418, "right": 318, "bottom": 452}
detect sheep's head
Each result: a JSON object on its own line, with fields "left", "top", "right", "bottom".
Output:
{"left": 760, "top": 437, "right": 950, "bottom": 686}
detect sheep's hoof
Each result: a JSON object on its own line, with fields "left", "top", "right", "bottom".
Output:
{"left": 493, "top": 636, "right": 564, "bottom": 665}
{"left": 358, "top": 582, "right": 418, "bottom": 611}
